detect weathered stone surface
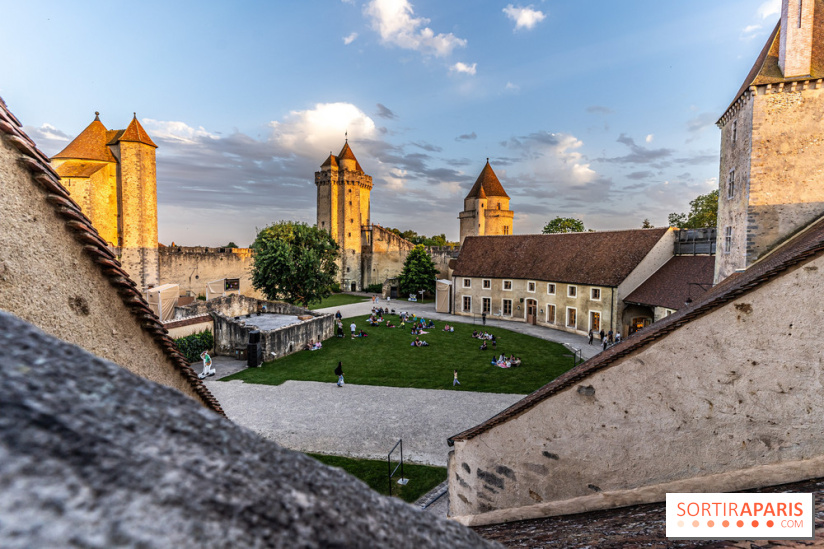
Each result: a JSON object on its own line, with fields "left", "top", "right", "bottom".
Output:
{"left": 0, "top": 311, "right": 498, "bottom": 548}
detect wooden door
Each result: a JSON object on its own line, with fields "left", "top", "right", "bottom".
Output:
{"left": 526, "top": 300, "right": 537, "bottom": 325}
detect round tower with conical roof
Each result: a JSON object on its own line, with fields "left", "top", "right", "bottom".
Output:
{"left": 315, "top": 140, "right": 373, "bottom": 291}
{"left": 458, "top": 160, "right": 514, "bottom": 244}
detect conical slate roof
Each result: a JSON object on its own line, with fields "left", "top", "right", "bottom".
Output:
{"left": 465, "top": 160, "right": 509, "bottom": 199}
{"left": 52, "top": 115, "right": 117, "bottom": 163}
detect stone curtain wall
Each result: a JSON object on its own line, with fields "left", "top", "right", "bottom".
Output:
{"left": 158, "top": 246, "right": 264, "bottom": 299}
{"left": 174, "top": 293, "right": 307, "bottom": 319}
{"left": 449, "top": 252, "right": 824, "bottom": 525}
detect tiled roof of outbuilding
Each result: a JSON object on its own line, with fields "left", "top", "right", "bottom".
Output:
{"left": 465, "top": 161, "right": 509, "bottom": 199}
{"left": 52, "top": 117, "right": 117, "bottom": 163}
{"left": 450, "top": 214, "right": 824, "bottom": 445}
{"left": 623, "top": 255, "right": 715, "bottom": 310}
{"left": 0, "top": 96, "right": 223, "bottom": 416}
{"left": 54, "top": 161, "right": 108, "bottom": 179}
{"left": 452, "top": 228, "right": 669, "bottom": 287}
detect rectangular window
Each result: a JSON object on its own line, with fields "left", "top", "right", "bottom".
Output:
{"left": 568, "top": 285, "right": 577, "bottom": 298}
{"left": 503, "top": 299, "right": 512, "bottom": 316}
{"left": 482, "top": 297, "right": 491, "bottom": 314}
{"left": 567, "top": 307, "right": 577, "bottom": 329}
{"left": 728, "top": 169, "right": 735, "bottom": 199}
{"left": 590, "top": 288, "right": 601, "bottom": 301}
{"left": 463, "top": 278, "right": 471, "bottom": 288}
{"left": 547, "top": 283, "right": 556, "bottom": 295}
{"left": 462, "top": 296, "right": 472, "bottom": 312}
{"left": 732, "top": 120, "right": 737, "bottom": 143}
{"left": 724, "top": 226, "right": 733, "bottom": 254}
{"left": 527, "top": 281, "right": 536, "bottom": 293}
{"left": 503, "top": 280, "right": 512, "bottom": 291}
{"left": 482, "top": 279, "right": 491, "bottom": 289}
{"left": 546, "top": 304, "right": 556, "bottom": 324}
{"left": 589, "top": 311, "right": 601, "bottom": 332}
{"left": 503, "top": 225, "right": 510, "bottom": 235}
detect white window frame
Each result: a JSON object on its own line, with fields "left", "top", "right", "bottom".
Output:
{"left": 728, "top": 169, "right": 735, "bottom": 199}
{"left": 724, "top": 226, "right": 733, "bottom": 254}
{"left": 462, "top": 278, "right": 471, "bottom": 288}
{"left": 566, "top": 306, "right": 577, "bottom": 329}
{"left": 546, "top": 304, "right": 556, "bottom": 324}
{"left": 502, "top": 299, "right": 513, "bottom": 316}
{"left": 590, "top": 288, "right": 601, "bottom": 301}
{"left": 527, "top": 281, "right": 536, "bottom": 293}
{"left": 482, "top": 279, "right": 491, "bottom": 290}
{"left": 589, "top": 310, "right": 601, "bottom": 332}
{"left": 482, "top": 297, "right": 491, "bottom": 314}
{"left": 547, "top": 283, "right": 556, "bottom": 295}
{"left": 567, "top": 285, "right": 578, "bottom": 298}
{"left": 502, "top": 280, "right": 513, "bottom": 291}
{"left": 462, "top": 295, "right": 472, "bottom": 312}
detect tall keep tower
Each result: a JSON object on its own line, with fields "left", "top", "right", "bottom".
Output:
{"left": 315, "top": 140, "right": 373, "bottom": 291}
{"left": 715, "top": 0, "right": 824, "bottom": 283}
{"left": 51, "top": 113, "right": 159, "bottom": 291}
{"left": 459, "top": 160, "right": 514, "bottom": 244}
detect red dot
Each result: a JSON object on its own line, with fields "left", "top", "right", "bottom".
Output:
{"left": 707, "top": 520, "right": 715, "bottom": 527}
{"left": 692, "top": 520, "right": 699, "bottom": 527}
{"left": 722, "top": 520, "right": 730, "bottom": 527}
{"left": 752, "top": 520, "right": 759, "bottom": 527}
{"left": 767, "top": 520, "right": 774, "bottom": 528}
{"left": 737, "top": 520, "right": 744, "bottom": 527}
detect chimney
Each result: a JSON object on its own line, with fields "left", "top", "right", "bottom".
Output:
{"left": 779, "top": 0, "right": 816, "bottom": 77}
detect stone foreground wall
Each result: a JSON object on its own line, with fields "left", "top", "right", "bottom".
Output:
{"left": 0, "top": 311, "right": 496, "bottom": 548}
{"left": 449, "top": 252, "right": 824, "bottom": 525}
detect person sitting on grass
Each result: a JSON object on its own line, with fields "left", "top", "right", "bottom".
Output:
{"left": 386, "top": 320, "right": 396, "bottom": 328}
{"left": 443, "top": 324, "right": 451, "bottom": 332}
{"left": 358, "top": 330, "right": 368, "bottom": 337}
{"left": 410, "top": 337, "right": 429, "bottom": 347}
{"left": 511, "top": 356, "right": 522, "bottom": 367}
{"left": 305, "top": 340, "right": 314, "bottom": 351}
{"left": 472, "top": 329, "right": 478, "bottom": 338}
{"left": 427, "top": 319, "right": 435, "bottom": 328}
{"left": 479, "top": 340, "right": 488, "bottom": 351}
{"left": 311, "top": 341, "right": 322, "bottom": 351}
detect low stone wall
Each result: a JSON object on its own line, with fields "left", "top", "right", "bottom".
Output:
{"left": 163, "top": 314, "right": 213, "bottom": 340}
{"left": 173, "top": 293, "right": 306, "bottom": 319}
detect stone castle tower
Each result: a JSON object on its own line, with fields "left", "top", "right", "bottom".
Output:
{"left": 458, "top": 160, "right": 514, "bottom": 244}
{"left": 315, "top": 140, "right": 373, "bottom": 291}
{"left": 51, "top": 113, "right": 159, "bottom": 291}
{"left": 715, "top": 0, "right": 824, "bottom": 283}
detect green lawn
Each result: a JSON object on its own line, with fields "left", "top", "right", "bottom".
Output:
{"left": 307, "top": 293, "right": 370, "bottom": 310}
{"left": 223, "top": 315, "right": 576, "bottom": 394}
{"left": 307, "top": 453, "right": 446, "bottom": 503}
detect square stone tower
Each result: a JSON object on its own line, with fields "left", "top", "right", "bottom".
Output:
{"left": 459, "top": 160, "right": 514, "bottom": 244}
{"left": 52, "top": 113, "right": 159, "bottom": 291}
{"left": 315, "top": 141, "right": 372, "bottom": 291}
{"left": 715, "top": 0, "right": 824, "bottom": 283}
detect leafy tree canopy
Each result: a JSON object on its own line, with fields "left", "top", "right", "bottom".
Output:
{"left": 398, "top": 245, "right": 439, "bottom": 297}
{"left": 542, "top": 217, "right": 586, "bottom": 234}
{"left": 250, "top": 221, "right": 339, "bottom": 307}
{"left": 668, "top": 190, "right": 718, "bottom": 229}
{"left": 385, "top": 228, "right": 455, "bottom": 247}
{"left": 224, "top": 241, "right": 238, "bottom": 248}
{"left": 641, "top": 219, "right": 654, "bottom": 228}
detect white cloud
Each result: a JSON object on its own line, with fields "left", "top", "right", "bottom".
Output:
{"left": 505, "top": 82, "right": 520, "bottom": 91}
{"left": 343, "top": 32, "right": 359, "bottom": 45}
{"left": 364, "top": 0, "right": 467, "bottom": 57}
{"left": 757, "top": 0, "right": 780, "bottom": 19}
{"left": 451, "top": 62, "right": 477, "bottom": 75}
{"left": 645, "top": 134, "right": 654, "bottom": 143}
{"left": 141, "top": 119, "right": 219, "bottom": 144}
{"left": 270, "top": 102, "right": 377, "bottom": 159}
{"left": 743, "top": 24, "right": 762, "bottom": 33}
{"left": 503, "top": 4, "right": 546, "bottom": 31}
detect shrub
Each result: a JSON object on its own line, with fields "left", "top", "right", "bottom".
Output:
{"left": 196, "top": 294, "right": 206, "bottom": 301}
{"left": 330, "top": 283, "right": 341, "bottom": 293}
{"left": 175, "top": 329, "right": 215, "bottom": 363}
{"left": 365, "top": 283, "right": 383, "bottom": 294}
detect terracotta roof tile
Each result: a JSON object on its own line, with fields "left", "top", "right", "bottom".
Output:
{"left": 0, "top": 96, "right": 222, "bottom": 416}
{"left": 337, "top": 141, "right": 363, "bottom": 172}
{"left": 624, "top": 255, "right": 715, "bottom": 310}
{"left": 54, "top": 161, "right": 108, "bottom": 179}
{"left": 450, "top": 215, "right": 824, "bottom": 445}
{"left": 116, "top": 115, "right": 158, "bottom": 148}
{"left": 465, "top": 161, "right": 509, "bottom": 199}
{"left": 320, "top": 153, "right": 338, "bottom": 169}
{"left": 452, "top": 228, "right": 670, "bottom": 287}
{"left": 52, "top": 117, "right": 117, "bottom": 163}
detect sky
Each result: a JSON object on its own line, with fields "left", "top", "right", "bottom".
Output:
{"left": 1, "top": 0, "right": 782, "bottom": 246}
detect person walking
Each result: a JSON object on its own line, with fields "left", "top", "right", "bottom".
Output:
{"left": 482, "top": 312, "right": 487, "bottom": 325}
{"left": 350, "top": 322, "right": 357, "bottom": 337}
{"left": 588, "top": 329, "right": 594, "bottom": 345}
{"left": 453, "top": 369, "right": 461, "bottom": 387}
{"left": 602, "top": 337, "right": 609, "bottom": 351}
{"left": 335, "top": 310, "right": 342, "bottom": 321}
{"left": 335, "top": 362, "right": 344, "bottom": 387}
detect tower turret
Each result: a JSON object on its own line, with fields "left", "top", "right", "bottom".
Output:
{"left": 458, "top": 160, "right": 514, "bottom": 244}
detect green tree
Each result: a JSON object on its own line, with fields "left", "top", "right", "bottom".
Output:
{"left": 250, "top": 221, "right": 339, "bottom": 307}
{"left": 668, "top": 190, "right": 718, "bottom": 229}
{"left": 224, "top": 241, "right": 238, "bottom": 248}
{"left": 542, "top": 217, "right": 586, "bottom": 234}
{"left": 398, "top": 245, "right": 438, "bottom": 297}
{"left": 641, "top": 219, "right": 654, "bottom": 228}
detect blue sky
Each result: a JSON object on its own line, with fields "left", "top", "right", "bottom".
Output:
{"left": 1, "top": 0, "right": 781, "bottom": 245}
